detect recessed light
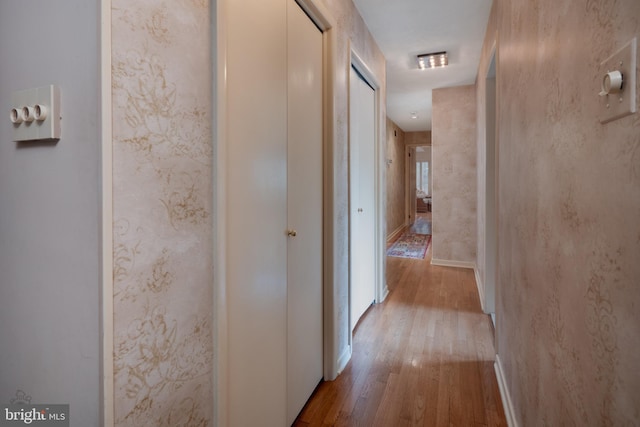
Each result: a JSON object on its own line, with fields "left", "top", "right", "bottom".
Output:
{"left": 417, "top": 51, "right": 448, "bottom": 70}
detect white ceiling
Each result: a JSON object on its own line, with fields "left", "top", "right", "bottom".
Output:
{"left": 352, "top": 0, "right": 493, "bottom": 132}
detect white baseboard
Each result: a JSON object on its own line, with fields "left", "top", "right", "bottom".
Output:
{"left": 494, "top": 354, "right": 519, "bottom": 427}
{"left": 378, "top": 285, "right": 389, "bottom": 303}
{"left": 336, "top": 344, "right": 352, "bottom": 375}
{"left": 386, "top": 224, "right": 405, "bottom": 242}
{"left": 474, "top": 267, "right": 486, "bottom": 312}
{"left": 431, "top": 258, "right": 475, "bottom": 269}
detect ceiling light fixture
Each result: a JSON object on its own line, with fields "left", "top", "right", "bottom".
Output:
{"left": 417, "top": 51, "right": 448, "bottom": 70}
{"left": 410, "top": 112, "right": 418, "bottom": 119}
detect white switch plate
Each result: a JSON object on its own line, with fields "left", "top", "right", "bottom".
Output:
{"left": 10, "top": 85, "right": 61, "bottom": 141}
{"left": 599, "top": 38, "right": 637, "bottom": 124}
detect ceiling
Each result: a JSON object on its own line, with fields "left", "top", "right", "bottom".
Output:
{"left": 352, "top": 0, "right": 493, "bottom": 132}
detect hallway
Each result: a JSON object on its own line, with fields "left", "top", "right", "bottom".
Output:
{"left": 295, "top": 242, "right": 507, "bottom": 426}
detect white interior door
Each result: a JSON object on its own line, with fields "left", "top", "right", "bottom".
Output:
{"left": 226, "top": 1, "right": 323, "bottom": 425}
{"left": 227, "top": 0, "right": 288, "bottom": 425}
{"left": 349, "top": 66, "right": 376, "bottom": 332}
{"left": 286, "top": 2, "right": 323, "bottom": 424}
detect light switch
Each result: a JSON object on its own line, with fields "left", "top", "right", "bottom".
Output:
{"left": 599, "top": 38, "right": 637, "bottom": 124}
{"left": 10, "top": 85, "right": 61, "bottom": 141}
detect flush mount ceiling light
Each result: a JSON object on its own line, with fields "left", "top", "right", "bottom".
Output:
{"left": 410, "top": 112, "right": 418, "bottom": 119}
{"left": 417, "top": 51, "right": 448, "bottom": 69}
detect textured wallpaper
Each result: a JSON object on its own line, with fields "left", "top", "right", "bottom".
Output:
{"left": 432, "top": 85, "right": 477, "bottom": 263}
{"left": 386, "top": 119, "right": 405, "bottom": 237}
{"left": 111, "top": 1, "right": 214, "bottom": 425}
{"left": 482, "top": 0, "right": 640, "bottom": 424}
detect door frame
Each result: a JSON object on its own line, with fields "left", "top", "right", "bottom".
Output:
{"left": 405, "top": 145, "right": 416, "bottom": 225}
{"left": 100, "top": 0, "right": 114, "bottom": 425}
{"left": 213, "top": 0, "right": 338, "bottom": 425}
{"left": 482, "top": 42, "right": 498, "bottom": 316}
{"left": 405, "top": 145, "right": 411, "bottom": 225}
{"left": 295, "top": 0, "right": 341, "bottom": 384}
{"left": 405, "top": 144, "right": 431, "bottom": 226}
{"left": 348, "top": 47, "right": 388, "bottom": 346}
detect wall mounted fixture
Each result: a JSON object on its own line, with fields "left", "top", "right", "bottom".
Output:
{"left": 10, "top": 85, "right": 61, "bottom": 141}
{"left": 600, "top": 70, "right": 623, "bottom": 95}
{"left": 599, "top": 37, "right": 636, "bottom": 124}
{"left": 417, "top": 51, "right": 448, "bottom": 69}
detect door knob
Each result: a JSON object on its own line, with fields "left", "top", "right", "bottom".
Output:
{"left": 358, "top": 208, "right": 363, "bottom": 213}
{"left": 287, "top": 229, "right": 297, "bottom": 237}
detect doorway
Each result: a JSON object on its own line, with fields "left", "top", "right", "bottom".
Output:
{"left": 219, "top": 0, "right": 326, "bottom": 425}
{"left": 484, "top": 50, "right": 497, "bottom": 318}
{"left": 405, "top": 144, "right": 432, "bottom": 234}
{"left": 408, "top": 146, "right": 417, "bottom": 225}
{"left": 349, "top": 65, "right": 376, "bottom": 332}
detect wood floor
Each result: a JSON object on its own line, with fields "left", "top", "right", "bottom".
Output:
{"left": 294, "top": 220, "right": 507, "bottom": 426}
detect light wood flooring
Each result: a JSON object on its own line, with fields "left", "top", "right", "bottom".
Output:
{"left": 294, "top": 220, "right": 506, "bottom": 426}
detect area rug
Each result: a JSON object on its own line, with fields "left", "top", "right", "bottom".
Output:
{"left": 386, "top": 233, "right": 431, "bottom": 259}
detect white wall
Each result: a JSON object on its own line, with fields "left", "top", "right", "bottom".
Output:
{"left": 0, "top": 1, "right": 102, "bottom": 425}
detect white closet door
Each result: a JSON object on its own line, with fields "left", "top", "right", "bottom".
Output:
{"left": 227, "top": 0, "right": 288, "bottom": 425}
{"left": 349, "top": 66, "right": 376, "bottom": 332}
{"left": 287, "top": 1, "right": 323, "bottom": 424}
{"left": 227, "top": 1, "right": 323, "bottom": 425}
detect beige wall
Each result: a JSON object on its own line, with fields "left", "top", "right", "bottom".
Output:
{"left": 386, "top": 119, "right": 405, "bottom": 237}
{"left": 405, "top": 131, "right": 431, "bottom": 146}
{"left": 479, "top": 0, "right": 640, "bottom": 424}
{"left": 432, "top": 85, "right": 477, "bottom": 264}
{"left": 111, "top": 1, "right": 214, "bottom": 425}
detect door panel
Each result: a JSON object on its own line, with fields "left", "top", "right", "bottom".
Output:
{"left": 227, "top": 1, "right": 323, "bottom": 425}
{"left": 227, "top": 0, "right": 288, "bottom": 424}
{"left": 287, "top": 2, "right": 323, "bottom": 424}
{"left": 349, "top": 67, "right": 376, "bottom": 332}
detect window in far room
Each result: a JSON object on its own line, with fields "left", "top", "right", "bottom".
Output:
{"left": 416, "top": 161, "right": 429, "bottom": 195}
